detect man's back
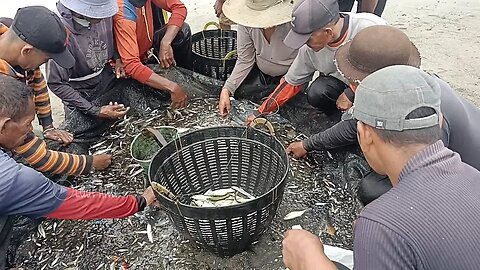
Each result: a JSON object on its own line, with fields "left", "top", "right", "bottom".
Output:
{"left": 354, "top": 141, "right": 480, "bottom": 270}
{"left": 439, "top": 78, "right": 480, "bottom": 170}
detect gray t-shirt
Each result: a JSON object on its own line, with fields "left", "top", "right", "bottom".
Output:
{"left": 285, "top": 12, "right": 386, "bottom": 86}
{"left": 354, "top": 141, "right": 480, "bottom": 269}
{"left": 224, "top": 23, "right": 298, "bottom": 94}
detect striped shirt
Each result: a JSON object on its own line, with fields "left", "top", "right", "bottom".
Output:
{"left": 354, "top": 141, "right": 480, "bottom": 269}
{"left": 0, "top": 24, "right": 93, "bottom": 175}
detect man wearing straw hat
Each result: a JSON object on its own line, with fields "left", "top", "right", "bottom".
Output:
{"left": 218, "top": 0, "right": 299, "bottom": 116}
{"left": 246, "top": 0, "right": 386, "bottom": 123}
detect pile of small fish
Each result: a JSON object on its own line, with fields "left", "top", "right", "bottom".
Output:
{"left": 16, "top": 97, "right": 362, "bottom": 269}
{"left": 190, "top": 186, "right": 256, "bottom": 207}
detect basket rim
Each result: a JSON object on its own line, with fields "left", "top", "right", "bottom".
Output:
{"left": 149, "top": 126, "right": 289, "bottom": 211}
{"left": 191, "top": 29, "right": 238, "bottom": 62}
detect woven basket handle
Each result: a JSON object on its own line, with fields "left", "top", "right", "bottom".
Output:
{"left": 249, "top": 117, "right": 275, "bottom": 136}
{"left": 203, "top": 21, "right": 220, "bottom": 30}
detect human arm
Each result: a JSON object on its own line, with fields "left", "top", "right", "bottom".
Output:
{"left": 358, "top": 0, "right": 379, "bottom": 13}
{"left": 353, "top": 217, "right": 416, "bottom": 270}
{"left": 247, "top": 47, "right": 316, "bottom": 119}
{"left": 153, "top": 0, "right": 187, "bottom": 68}
{"left": 303, "top": 119, "right": 358, "bottom": 151}
{"left": 0, "top": 156, "right": 155, "bottom": 219}
{"left": 113, "top": 18, "right": 187, "bottom": 108}
{"left": 282, "top": 229, "right": 337, "bottom": 270}
{"left": 219, "top": 25, "right": 257, "bottom": 115}
{"left": 13, "top": 133, "right": 111, "bottom": 175}
{"left": 30, "top": 68, "right": 74, "bottom": 144}
{"left": 45, "top": 60, "right": 101, "bottom": 116}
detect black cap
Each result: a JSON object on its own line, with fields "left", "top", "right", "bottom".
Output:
{"left": 11, "top": 6, "right": 75, "bottom": 69}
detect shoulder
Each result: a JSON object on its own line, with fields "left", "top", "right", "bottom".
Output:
{"left": 115, "top": 0, "right": 138, "bottom": 21}
{"left": 348, "top": 12, "right": 387, "bottom": 30}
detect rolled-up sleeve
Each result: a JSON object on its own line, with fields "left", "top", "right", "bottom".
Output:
{"left": 155, "top": 0, "right": 187, "bottom": 27}
{"left": 113, "top": 17, "right": 154, "bottom": 83}
{"left": 224, "top": 25, "right": 256, "bottom": 94}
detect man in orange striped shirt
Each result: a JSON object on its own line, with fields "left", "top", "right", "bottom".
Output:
{"left": 0, "top": 8, "right": 111, "bottom": 176}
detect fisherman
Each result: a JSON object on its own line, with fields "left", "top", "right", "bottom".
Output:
{"left": 338, "top": 0, "right": 387, "bottom": 16}
{"left": 283, "top": 65, "right": 480, "bottom": 269}
{"left": 218, "top": 0, "right": 299, "bottom": 116}
{"left": 0, "top": 73, "right": 157, "bottom": 269}
{"left": 245, "top": 0, "right": 386, "bottom": 123}
{"left": 46, "top": 0, "right": 130, "bottom": 149}
{"left": 286, "top": 25, "right": 480, "bottom": 205}
{"left": 0, "top": 6, "right": 111, "bottom": 176}
{"left": 113, "top": 0, "right": 190, "bottom": 109}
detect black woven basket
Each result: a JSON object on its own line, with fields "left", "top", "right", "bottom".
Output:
{"left": 191, "top": 29, "right": 237, "bottom": 81}
{"left": 149, "top": 126, "right": 289, "bottom": 256}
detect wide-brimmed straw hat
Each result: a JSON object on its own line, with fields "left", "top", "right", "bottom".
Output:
{"left": 222, "top": 0, "right": 295, "bottom": 28}
{"left": 60, "top": 0, "right": 118, "bottom": 19}
{"left": 335, "top": 25, "right": 421, "bottom": 83}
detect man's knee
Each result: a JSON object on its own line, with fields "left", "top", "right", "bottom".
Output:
{"left": 357, "top": 171, "right": 393, "bottom": 206}
{"left": 306, "top": 76, "right": 346, "bottom": 113}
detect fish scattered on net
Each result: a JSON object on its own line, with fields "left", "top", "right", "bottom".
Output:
{"left": 16, "top": 76, "right": 367, "bottom": 269}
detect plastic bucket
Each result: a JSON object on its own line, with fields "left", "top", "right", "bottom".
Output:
{"left": 130, "top": 126, "right": 178, "bottom": 185}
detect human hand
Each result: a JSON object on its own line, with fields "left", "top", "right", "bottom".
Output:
{"left": 214, "top": 0, "right": 224, "bottom": 17}
{"left": 282, "top": 229, "right": 337, "bottom": 270}
{"left": 115, "top": 59, "right": 127, "bottom": 79}
{"left": 98, "top": 102, "right": 130, "bottom": 119}
{"left": 159, "top": 41, "right": 176, "bottom": 69}
{"left": 170, "top": 84, "right": 188, "bottom": 109}
{"left": 92, "top": 154, "right": 112, "bottom": 171}
{"left": 218, "top": 88, "right": 231, "bottom": 116}
{"left": 336, "top": 92, "right": 353, "bottom": 112}
{"left": 286, "top": 141, "right": 308, "bottom": 159}
{"left": 245, "top": 114, "right": 256, "bottom": 125}
{"left": 43, "top": 128, "right": 74, "bottom": 145}
{"left": 142, "top": 186, "right": 160, "bottom": 206}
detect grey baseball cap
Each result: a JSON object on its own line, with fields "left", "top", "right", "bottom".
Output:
{"left": 284, "top": 0, "right": 339, "bottom": 49}
{"left": 352, "top": 65, "right": 441, "bottom": 131}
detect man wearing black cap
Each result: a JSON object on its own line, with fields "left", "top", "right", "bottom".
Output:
{"left": 246, "top": 0, "right": 386, "bottom": 123}
{"left": 0, "top": 6, "right": 111, "bottom": 177}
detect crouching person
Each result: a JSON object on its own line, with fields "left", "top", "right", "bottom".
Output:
{"left": 282, "top": 66, "right": 480, "bottom": 270}
{"left": 0, "top": 74, "right": 157, "bottom": 269}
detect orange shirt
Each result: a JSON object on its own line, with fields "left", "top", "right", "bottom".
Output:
{"left": 113, "top": 0, "right": 187, "bottom": 83}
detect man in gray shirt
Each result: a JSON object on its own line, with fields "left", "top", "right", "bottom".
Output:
{"left": 286, "top": 25, "right": 480, "bottom": 205}
{"left": 282, "top": 65, "right": 480, "bottom": 269}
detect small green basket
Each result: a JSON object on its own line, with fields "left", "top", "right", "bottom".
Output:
{"left": 130, "top": 126, "right": 178, "bottom": 186}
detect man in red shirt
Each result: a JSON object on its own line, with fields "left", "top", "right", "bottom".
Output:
{"left": 113, "top": 0, "right": 191, "bottom": 108}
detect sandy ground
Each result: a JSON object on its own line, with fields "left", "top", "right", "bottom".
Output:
{"left": 1, "top": 0, "right": 479, "bottom": 131}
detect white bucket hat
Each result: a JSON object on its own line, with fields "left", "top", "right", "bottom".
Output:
{"left": 60, "top": 0, "right": 118, "bottom": 19}
{"left": 222, "top": 0, "right": 295, "bottom": 28}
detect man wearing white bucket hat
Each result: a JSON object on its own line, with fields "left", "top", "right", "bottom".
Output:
{"left": 218, "top": 0, "right": 299, "bottom": 116}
